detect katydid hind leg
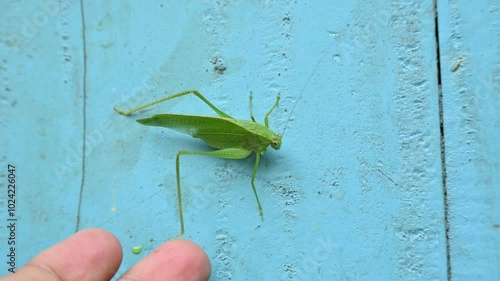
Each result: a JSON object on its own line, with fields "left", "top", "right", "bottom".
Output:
{"left": 115, "top": 90, "right": 234, "bottom": 119}
{"left": 174, "top": 148, "right": 252, "bottom": 237}
{"left": 175, "top": 151, "right": 185, "bottom": 238}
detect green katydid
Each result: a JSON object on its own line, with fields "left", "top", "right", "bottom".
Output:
{"left": 114, "top": 90, "right": 282, "bottom": 237}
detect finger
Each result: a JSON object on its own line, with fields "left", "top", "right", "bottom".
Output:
{"left": 2, "top": 228, "right": 122, "bottom": 281}
{"left": 119, "top": 239, "right": 211, "bottom": 281}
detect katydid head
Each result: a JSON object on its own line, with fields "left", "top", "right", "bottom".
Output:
{"left": 270, "top": 133, "right": 282, "bottom": 150}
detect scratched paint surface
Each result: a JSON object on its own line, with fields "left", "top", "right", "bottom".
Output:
{"left": 0, "top": 1, "right": 497, "bottom": 280}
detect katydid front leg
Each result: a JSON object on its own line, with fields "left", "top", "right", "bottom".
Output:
{"left": 249, "top": 92, "right": 280, "bottom": 127}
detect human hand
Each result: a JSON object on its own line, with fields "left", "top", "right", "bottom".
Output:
{"left": 1, "top": 228, "right": 211, "bottom": 281}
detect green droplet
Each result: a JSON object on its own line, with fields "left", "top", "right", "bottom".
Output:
{"left": 131, "top": 246, "right": 143, "bottom": 254}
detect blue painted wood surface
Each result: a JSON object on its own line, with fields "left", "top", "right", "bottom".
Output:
{"left": 1, "top": 1, "right": 498, "bottom": 280}
{"left": 438, "top": 1, "right": 500, "bottom": 280}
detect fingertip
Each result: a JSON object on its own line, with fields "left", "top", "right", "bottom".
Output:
{"left": 121, "top": 239, "right": 211, "bottom": 281}
{"left": 28, "top": 228, "right": 123, "bottom": 281}
{"left": 166, "top": 239, "right": 211, "bottom": 280}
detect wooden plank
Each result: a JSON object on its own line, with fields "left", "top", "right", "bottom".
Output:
{"left": 78, "top": 1, "right": 447, "bottom": 279}
{"left": 438, "top": 1, "right": 500, "bottom": 280}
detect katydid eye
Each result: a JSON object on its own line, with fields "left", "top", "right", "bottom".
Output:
{"left": 273, "top": 141, "right": 278, "bottom": 145}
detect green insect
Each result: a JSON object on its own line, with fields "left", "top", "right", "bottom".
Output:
{"left": 115, "top": 90, "right": 282, "bottom": 237}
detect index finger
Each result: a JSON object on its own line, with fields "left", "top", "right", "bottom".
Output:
{"left": 119, "top": 239, "right": 211, "bottom": 281}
